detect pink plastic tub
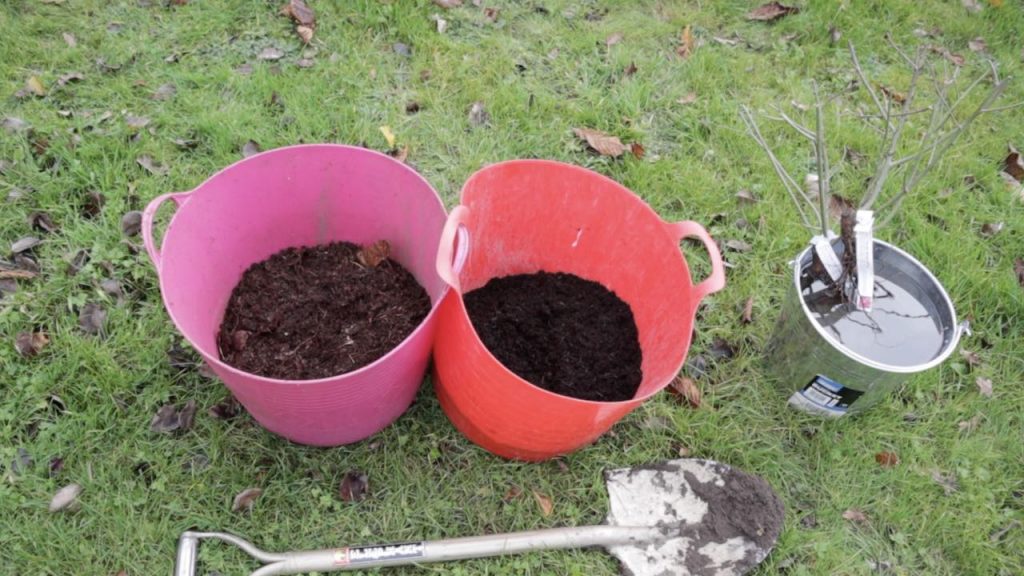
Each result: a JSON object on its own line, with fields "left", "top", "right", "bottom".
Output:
{"left": 142, "top": 144, "right": 448, "bottom": 446}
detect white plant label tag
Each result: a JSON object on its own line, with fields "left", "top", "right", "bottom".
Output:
{"left": 854, "top": 210, "right": 874, "bottom": 311}
{"left": 812, "top": 235, "right": 843, "bottom": 282}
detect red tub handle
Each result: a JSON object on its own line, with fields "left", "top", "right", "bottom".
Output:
{"left": 665, "top": 220, "right": 726, "bottom": 300}
{"left": 436, "top": 205, "right": 471, "bottom": 293}
{"left": 142, "top": 191, "right": 193, "bottom": 272}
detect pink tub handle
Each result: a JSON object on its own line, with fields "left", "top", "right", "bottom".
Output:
{"left": 436, "top": 205, "right": 471, "bottom": 293}
{"left": 665, "top": 220, "right": 726, "bottom": 300}
{"left": 142, "top": 191, "right": 193, "bottom": 272}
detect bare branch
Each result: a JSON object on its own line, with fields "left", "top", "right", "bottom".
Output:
{"left": 739, "top": 106, "right": 817, "bottom": 228}
{"left": 765, "top": 107, "right": 817, "bottom": 140}
{"left": 813, "top": 81, "right": 831, "bottom": 236}
{"left": 981, "top": 101, "right": 1024, "bottom": 113}
{"left": 849, "top": 41, "right": 893, "bottom": 131}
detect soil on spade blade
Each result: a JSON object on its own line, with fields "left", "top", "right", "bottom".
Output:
{"left": 464, "top": 272, "right": 642, "bottom": 402}
{"left": 217, "top": 241, "right": 430, "bottom": 380}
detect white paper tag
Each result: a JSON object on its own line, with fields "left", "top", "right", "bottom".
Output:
{"left": 854, "top": 210, "right": 874, "bottom": 311}
{"left": 812, "top": 235, "right": 843, "bottom": 282}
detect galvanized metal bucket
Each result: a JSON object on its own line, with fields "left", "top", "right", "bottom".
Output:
{"left": 766, "top": 239, "right": 966, "bottom": 417}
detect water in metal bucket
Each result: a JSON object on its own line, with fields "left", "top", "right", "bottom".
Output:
{"left": 766, "top": 239, "right": 965, "bottom": 417}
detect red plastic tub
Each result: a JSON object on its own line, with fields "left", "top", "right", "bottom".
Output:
{"left": 433, "top": 160, "right": 725, "bottom": 460}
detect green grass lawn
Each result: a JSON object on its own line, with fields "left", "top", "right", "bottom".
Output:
{"left": 2, "top": 0, "right": 1023, "bottom": 574}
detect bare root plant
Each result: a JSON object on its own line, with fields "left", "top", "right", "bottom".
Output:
{"left": 740, "top": 37, "right": 1015, "bottom": 303}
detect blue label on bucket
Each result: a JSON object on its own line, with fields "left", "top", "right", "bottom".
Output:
{"left": 788, "top": 375, "right": 864, "bottom": 418}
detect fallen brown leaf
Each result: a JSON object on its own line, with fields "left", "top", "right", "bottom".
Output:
{"left": 136, "top": 155, "right": 168, "bottom": 176}
{"left": 1003, "top": 144, "right": 1024, "bottom": 183}
{"left": 875, "top": 451, "right": 900, "bottom": 467}
{"left": 677, "top": 92, "right": 697, "bottom": 105}
{"left": 231, "top": 487, "right": 262, "bottom": 512}
{"left": 532, "top": 490, "right": 553, "bottom": 517}
{"left": 968, "top": 37, "right": 987, "bottom": 52}
{"left": 605, "top": 32, "right": 623, "bottom": 47}
{"left": 3, "top": 117, "right": 31, "bottom": 133}
{"left": 829, "top": 25, "right": 841, "bottom": 45}
{"left": 623, "top": 61, "right": 637, "bottom": 77}
{"left": 433, "top": 0, "right": 462, "bottom": 7}
{"left": 242, "top": 140, "right": 261, "bottom": 158}
{"left": 724, "top": 239, "right": 752, "bottom": 252}
{"left": 736, "top": 189, "right": 758, "bottom": 204}
{"left": 928, "top": 44, "right": 965, "bottom": 67}
{"left": 152, "top": 83, "right": 176, "bottom": 101}
{"left": 0, "top": 269, "right": 37, "bottom": 280}
{"left": 630, "top": 142, "right": 645, "bottom": 159}
{"left": 12, "top": 236, "right": 41, "bottom": 254}
{"left": 281, "top": 0, "right": 315, "bottom": 26}
{"left": 669, "top": 374, "right": 701, "bottom": 408}
{"left": 573, "top": 127, "right": 627, "bottom": 157}
{"left": 56, "top": 72, "right": 83, "bottom": 87}
{"left": 15, "top": 332, "right": 50, "bottom": 358}
{"left": 62, "top": 32, "right": 77, "bottom": 47}
{"left": 676, "top": 25, "right": 694, "bottom": 59}
{"left": 980, "top": 222, "right": 1003, "bottom": 237}
{"left": 125, "top": 115, "right": 150, "bottom": 129}
{"left": 503, "top": 485, "right": 523, "bottom": 502}
{"left": 483, "top": 7, "right": 499, "bottom": 22}
{"left": 29, "top": 211, "right": 58, "bottom": 233}
{"left": 975, "top": 376, "right": 993, "bottom": 398}
{"left": 878, "top": 84, "right": 906, "bottom": 103}
{"left": 121, "top": 211, "right": 142, "bottom": 236}
{"left": 296, "top": 25, "right": 314, "bottom": 44}
{"left": 741, "top": 296, "right": 754, "bottom": 324}
{"left": 339, "top": 471, "right": 369, "bottom": 502}
{"left": 209, "top": 396, "right": 241, "bottom": 420}
{"left": 49, "top": 483, "right": 82, "bottom": 513}
{"left": 960, "top": 349, "right": 982, "bottom": 367}
{"left": 259, "top": 47, "right": 284, "bottom": 61}
{"left": 842, "top": 508, "right": 868, "bottom": 524}
{"left": 357, "top": 240, "right": 390, "bottom": 268}
{"left": 468, "top": 101, "right": 490, "bottom": 127}
{"left": 747, "top": 2, "right": 799, "bottom": 21}
{"left": 79, "top": 302, "right": 106, "bottom": 335}
{"left": 931, "top": 470, "right": 959, "bottom": 495}
{"left": 958, "top": 413, "right": 982, "bottom": 433}
{"left": 1015, "top": 258, "right": 1024, "bottom": 288}
{"left": 26, "top": 76, "right": 46, "bottom": 97}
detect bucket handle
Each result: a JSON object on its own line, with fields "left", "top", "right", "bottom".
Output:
{"left": 436, "top": 205, "right": 471, "bottom": 293}
{"left": 665, "top": 220, "right": 726, "bottom": 300}
{"left": 142, "top": 191, "right": 193, "bottom": 272}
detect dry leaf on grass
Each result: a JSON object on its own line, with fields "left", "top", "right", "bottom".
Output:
{"left": 736, "top": 189, "right": 758, "bottom": 204}
{"left": 1015, "top": 258, "right": 1024, "bottom": 288}
{"left": 503, "top": 485, "right": 523, "bottom": 502}
{"left": 357, "top": 240, "right": 390, "bottom": 268}
{"left": 339, "top": 471, "right": 369, "bottom": 502}
{"left": 669, "top": 375, "right": 701, "bottom": 408}
{"left": 152, "top": 83, "right": 176, "bottom": 100}
{"left": 150, "top": 400, "right": 197, "bottom": 434}
{"left": 26, "top": 76, "right": 46, "bottom": 97}
{"left": 49, "top": 483, "right": 82, "bottom": 513}
{"left": 878, "top": 84, "right": 906, "bottom": 103}
{"left": 875, "top": 451, "right": 900, "bottom": 467}
{"left": 379, "top": 125, "right": 396, "bottom": 147}
{"left": 968, "top": 37, "right": 987, "bottom": 52}
{"left": 605, "top": 32, "right": 623, "bottom": 47}
{"left": 121, "top": 211, "right": 142, "bottom": 236}
{"left": 15, "top": 332, "right": 49, "bottom": 358}
{"left": 1003, "top": 144, "right": 1024, "bottom": 183}
{"left": 746, "top": 2, "right": 799, "bottom": 22}
{"left": 232, "top": 487, "right": 262, "bottom": 512}
{"left": 136, "top": 155, "right": 168, "bottom": 176}
{"left": 677, "top": 92, "right": 698, "bottom": 105}
{"left": 79, "top": 303, "right": 106, "bottom": 335}
{"left": 242, "top": 140, "right": 261, "bottom": 158}
{"left": 842, "top": 508, "right": 868, "bottom": 524}
{"left": 281, "top": 0, "right": 315, "bottom": 26}
{"left": 630, "top": 142, "right": 645, "bottom": 159}
{"left": 741, "top": 296, "right": 754, "bottom": 324}
{"left": 960, "top": 349, "right": 982, "bottom": 367}
{"left": 573, "top": 128, "right": 627, "bottom": 157}
{"left": 433, "top": 0, "right": 462, "bottom": 7}
{"left": 980, "top": 222, "right": 1003, "bottom": 237}
{"left": 975, "top": 377, "right": 993, "bottom": 398}
{"left": 958, "top": 414, "right": 982, "bottom": 433}
{"left": 724, "top": 239, "right": 752, "bottom": 253}
{"left": 62, "top": 32, "right": 77, "bottom": 47}
{"left": 468, "top": 102, "right": 490, "bottom": 126}
{"left": 259, "top": 47, "right": 284, "bottom": 61}
{"left": 931, "top": 470, "right": 959, "bottom": 495}
{"left": 532, "top": 490, "right": 553, "bottom": 517}
{"left": 928, "top": 44, "right": 964, "bottom": 67}
{"left": 676, "top": 25, "right": 694, "bottom": 59}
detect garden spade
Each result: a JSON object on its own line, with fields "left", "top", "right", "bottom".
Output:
{"left": 174, "top": 458, "right": 783, "bottom": 576}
